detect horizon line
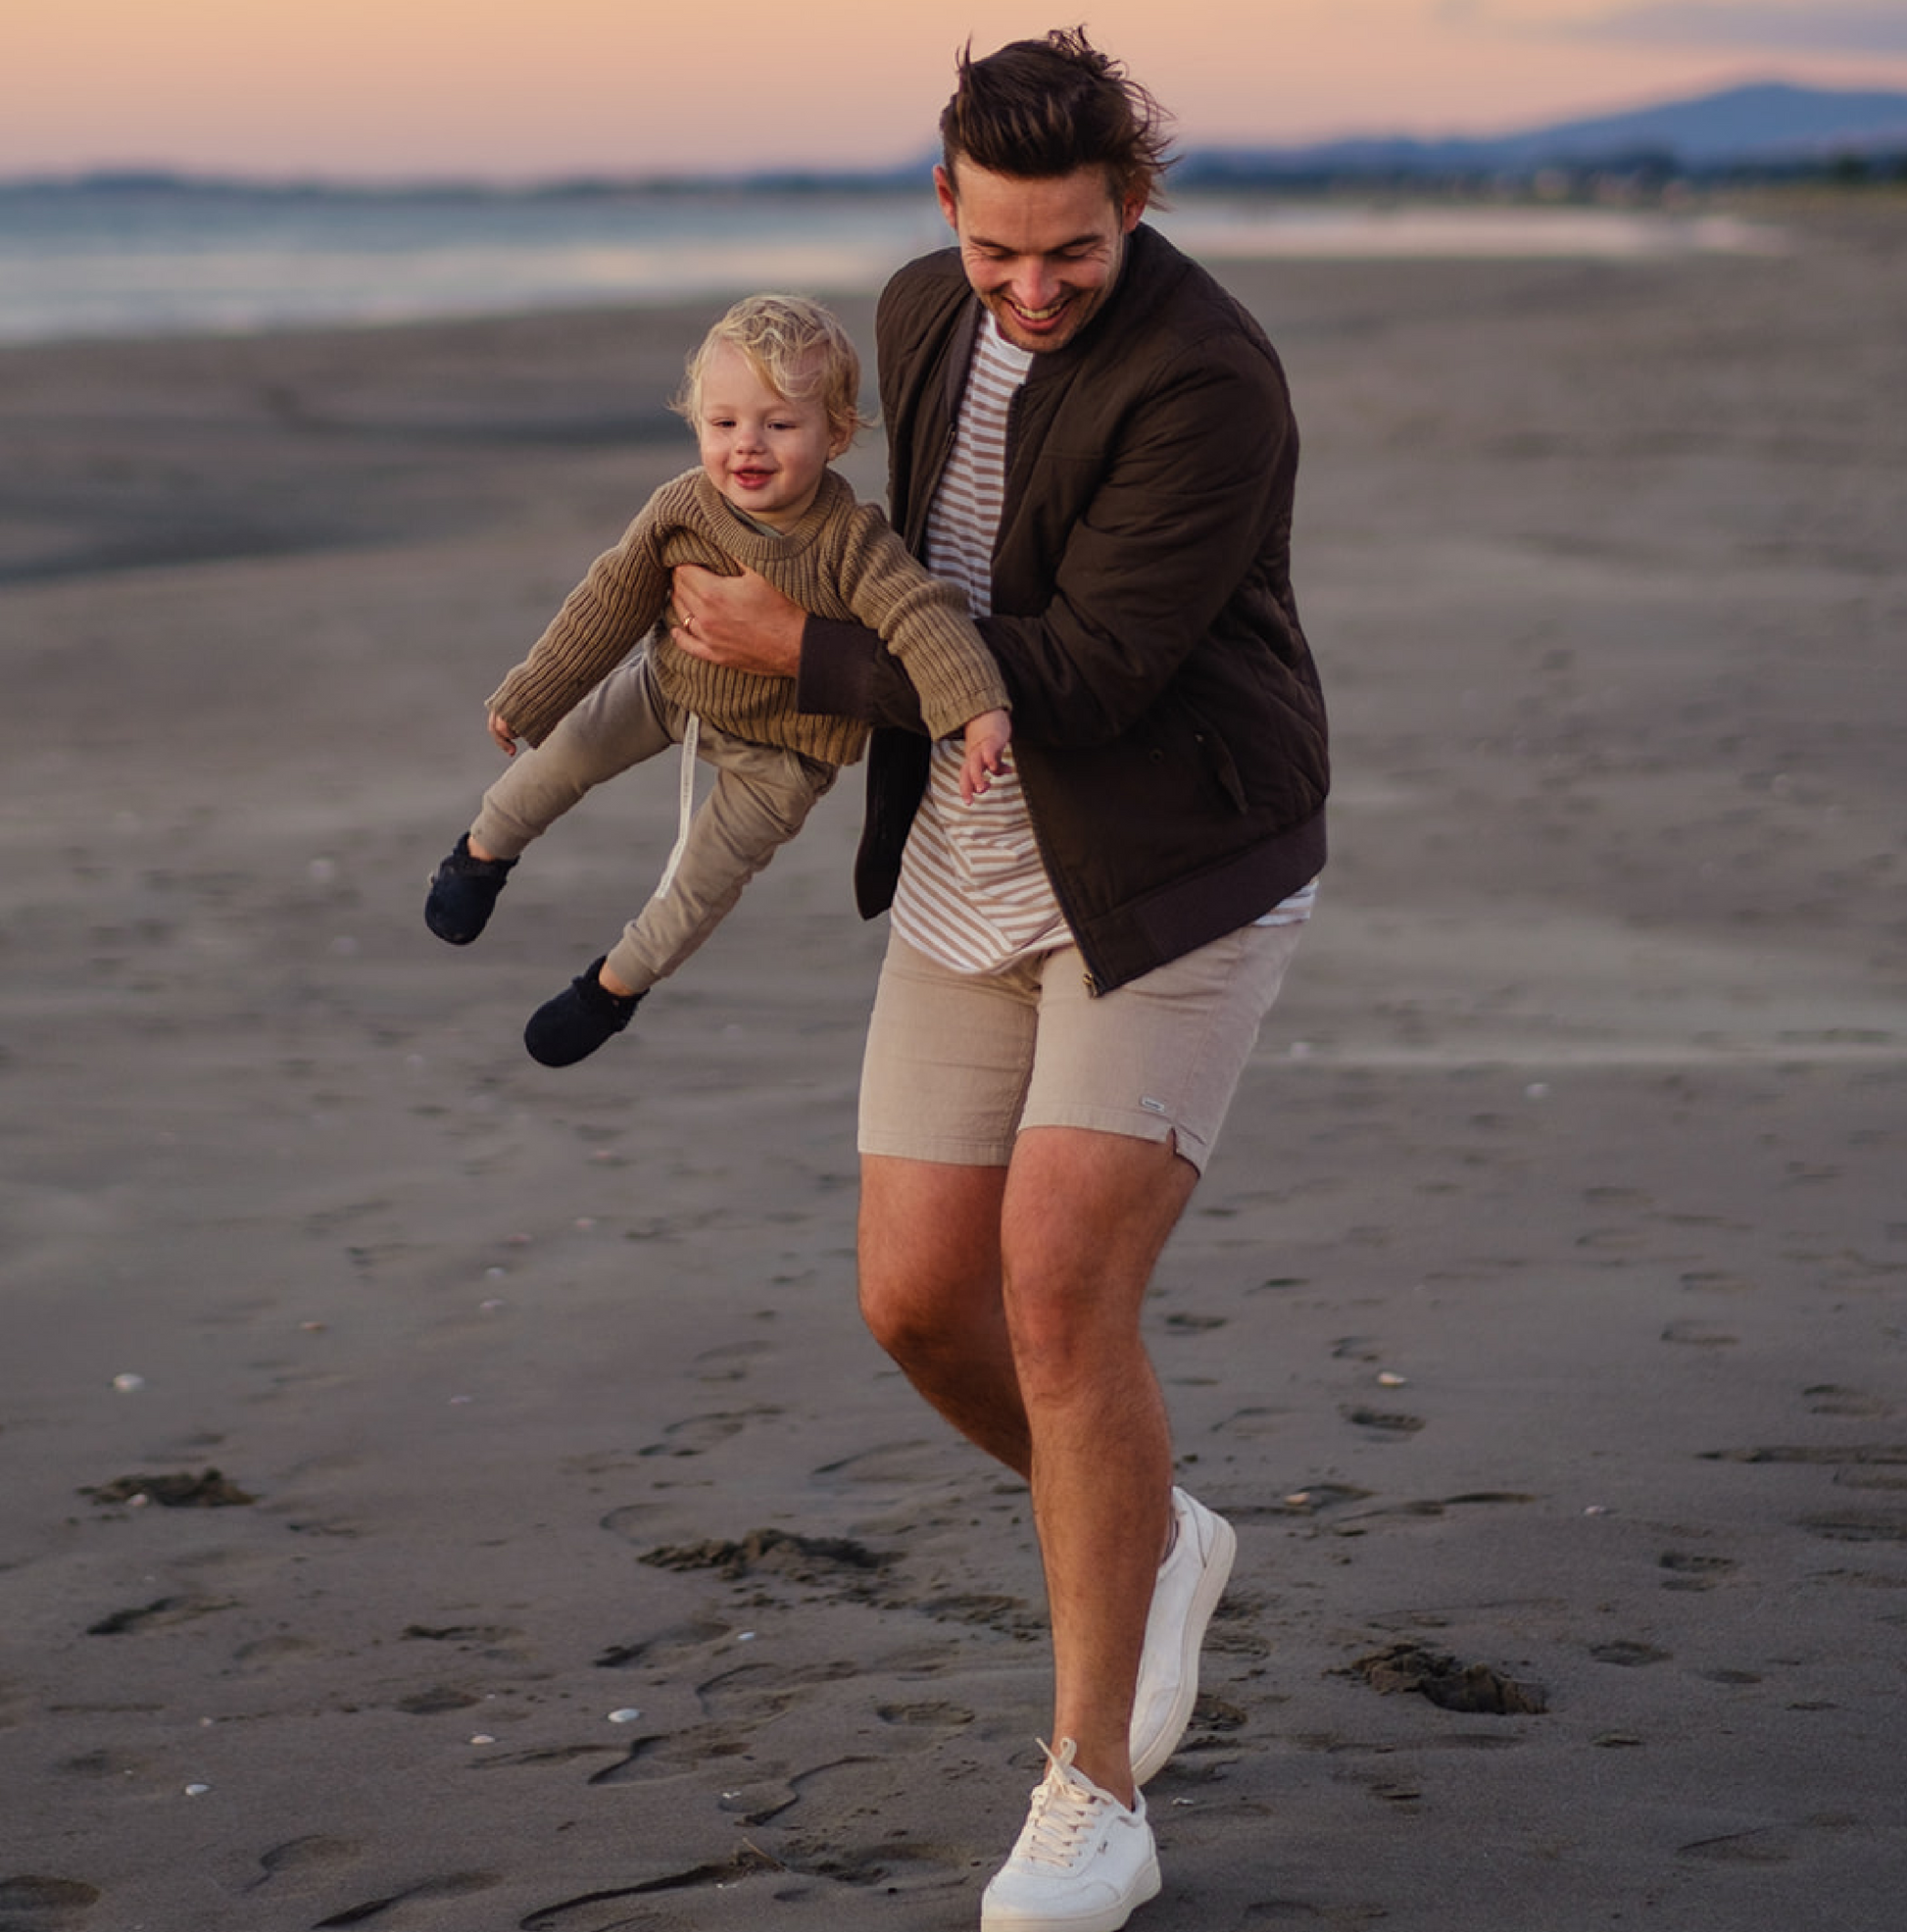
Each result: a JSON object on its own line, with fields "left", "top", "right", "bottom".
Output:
{"left": 6, "top": 75, "right": 1904, "bottom": 197}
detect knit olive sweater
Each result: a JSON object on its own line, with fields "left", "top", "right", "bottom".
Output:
{"left": 486, "top": 468, "right": 1005, "bottom": 766}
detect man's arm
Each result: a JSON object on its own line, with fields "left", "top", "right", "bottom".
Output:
{"left": 676, "top": 331, "right": 1296, "bottom": 749}
{"left": 671, "top": 565, "right": 929, "bottom": 732}
{"left": 799, "top": 614, "right": 927, "bottom": 731}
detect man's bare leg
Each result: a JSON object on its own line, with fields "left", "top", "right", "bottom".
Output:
{"left": 1002, "top": 1126, "right": 1190, "bottom": 1807}
{"left": 858, "top": 1132, "right": 1193, "bottom": 1808}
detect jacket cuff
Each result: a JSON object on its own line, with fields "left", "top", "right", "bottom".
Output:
{"left": 798, "top": 616, "right": 926, "bottom": 731}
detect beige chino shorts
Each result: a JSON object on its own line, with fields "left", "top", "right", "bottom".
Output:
{"left": 857, "top": 920, "right": 1303, "bottom": 1173}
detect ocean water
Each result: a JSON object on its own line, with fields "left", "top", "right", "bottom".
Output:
{"left": 0, "top": 181, "right": 1785, "bottom": 345}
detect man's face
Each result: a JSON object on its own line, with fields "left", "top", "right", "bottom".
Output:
{"left": 935, "top": 159, "right": 1146, "bottom": 354}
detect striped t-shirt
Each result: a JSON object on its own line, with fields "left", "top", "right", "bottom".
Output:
{"left": 891, "top": 321, "right": 1063, "bottom": 971}
{"left": 890, "top": 317, "right": 1314, "bottom": 975}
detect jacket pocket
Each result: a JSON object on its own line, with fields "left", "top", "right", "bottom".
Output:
{"left": 1183, "top": 704, "right": 1248, "bottom": 814}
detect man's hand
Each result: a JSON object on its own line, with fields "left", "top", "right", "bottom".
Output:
{"left": 670, "top": 563, "right": 805, "bottom": 678}
{"left": 488, "top": 710, "right": 519, "bottom": 755}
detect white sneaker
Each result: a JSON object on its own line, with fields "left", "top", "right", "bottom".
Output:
{"left": 1129, "top": 1487, "right": 1236, "bottom": 1784}
{"left": 981, "top": 1739, "right": 1161, "bottom": 1932}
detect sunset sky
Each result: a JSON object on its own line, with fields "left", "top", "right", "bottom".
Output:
{"left": 10, "top": 2, "right": 1907, "bottom": 181}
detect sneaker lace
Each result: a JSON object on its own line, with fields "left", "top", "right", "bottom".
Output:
{"left": 1018, "top": 1741, "right": 1109, "bottom": 1870}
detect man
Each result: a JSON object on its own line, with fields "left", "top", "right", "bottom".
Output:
{"left": 673, "top": 28, "right": 1328, "bottom": 1931}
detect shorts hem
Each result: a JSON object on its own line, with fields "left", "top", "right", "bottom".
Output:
{"left": 861, "top": 1111, "right": 1210, "bottom": 1172}
{"left": 857, "top": 1129, "right": 1013, "bottom": 1167}
{"left": 1021, "top": 1106, "right": 1210, "bottom": 1170}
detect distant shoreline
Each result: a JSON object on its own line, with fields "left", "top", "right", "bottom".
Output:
{"left": 0, "top": 183, "right": 1813, "bottom": 352}
{"left": 6, "top": 160, "right": 1904, "bottom": 203}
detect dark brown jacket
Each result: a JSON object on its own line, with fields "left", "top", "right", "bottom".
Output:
{"left": 799, "top": 223, "right": 1329, "bottom": 993}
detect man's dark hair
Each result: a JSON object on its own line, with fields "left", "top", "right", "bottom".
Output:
{"left": 939, "top": 26, "right": 1175, "bottom": 205}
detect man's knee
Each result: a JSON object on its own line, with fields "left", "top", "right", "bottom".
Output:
{"left": 1000, "top": 1266, "right": 1140, "bottom": 1402}
{"left": 856, "top": 1156, "right": 1007, "bottom": 1362}
{"left": 996, "top": 1129, "right": 1196, "bottom": 1389}
{"left": 856, "top": 1265, "right": 916, "bottom": 1361}
{"left": 858, "top": 1261, "right": 992, "bottom": 1367}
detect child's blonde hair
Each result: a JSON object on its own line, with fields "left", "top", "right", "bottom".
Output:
{"left": 673, "top": 294, "right": 874, "bottom": 447}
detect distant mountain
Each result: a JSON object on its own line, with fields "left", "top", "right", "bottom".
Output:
{"left": 1178, "top": 83, "right": 1907, "bottom": 183}
{"left": 12, "top": 82, "right": 1905, "bottom": 202}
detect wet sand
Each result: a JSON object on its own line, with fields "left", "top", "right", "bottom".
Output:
{"left": 2, "top": 199, "right": 1904, "bottom": 1929}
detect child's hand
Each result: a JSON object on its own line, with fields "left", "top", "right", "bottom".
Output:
{"left": 958, "top": 708, "right": 1011, "bottom": 805}
{"left": 487, "top": 711, "right": 519, "bottom": 756}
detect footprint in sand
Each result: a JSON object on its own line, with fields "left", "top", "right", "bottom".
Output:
{"left": 639, "top": 1528, "right": 892, "bottom": 1593}
{"left": 715, "top": 1771, "right": 802, "bottom": 1820}
{"left": 1833, "top": 1462, "right": 1907, "bottom": 1494}
{"left": 1805, "top": 1383, "right": 1895, "bottom": 1417}
{"left": 713, "top": 1756, "right": 883, "bottom": 1825}
{"left": 1677, "top": 1829, "right": 1794, "bottom": 1865}
{"left": 1211, "top": 1405, "right": 1296, "bottom": 1441}
{"left": 517, "top": 1849, "right": 804, "bottom": 1927}
{"left": 877, "top": 1699, "right": 975, "bottom": 1728}
{"left": 0, "top": 1876, "right": 101, "bottom": 1925}
{"left": 911, "top": 1590, "right": 1045, "bottom": 1638}
{"left": 691, "top": 1339, "right": 771, "bottom": 1384}
{"left": 1679, "top": 1268, "right": 1756, "bottom": 1295}
{"left": 810, "top": 1438, "right": 946, "bottom": 1485}
{"left": 232, "top": 1633, "right": 326, "bottom": 1671}
{"left": 584, "top": 1737, "right": 672, "bottom": 1786}
{"left": 468, "top": 1743, "right": 628, "bottom": 1778}
{"left": 1700, "top": 1444, "right": 1907, "bottom": 1467}
{"left": 400, "top": 1622, "right": 521, "bottom": 1648}
{"left": 697, "top": 1657, "right": 859, "bottom": 1724}
{"left": 1659, "top": 1552, "right": 1738, "bottom": 1591}
{"left": 1204, "top": 1594, "right": 1273, "bottom": 1661}
{"left": 637, "top": 1406, "right": 783, "bottom": 1457}
{"left": 597, "top": 1501, "right": 667, "bottom": 1544}
{"left": 1589, "top": 1640, "right": 1672, "bottom": 1667}
{"left": 1797, "top": 1511, "right": 1907, "bottom": 1544}
{"left": 1341, "top": 1407, "right": 1426, "bottom": 1437}
{"left": 312, "top": 1870, "right": 502, "bottom": 1927}
{"left": 763, "top": 1833, "right": 973, "bottom": 1896}
{"left": 389, "top": 1686, "right": 483, "bottom": 1715}
{"left": 84, "top": 1595, "right": 235, "bottom": 1636}
{"left": 53, "top": 1758, "right": 141, "bottom": 1800}
{"left": 593, "top": 1616, "right": 731, "bottom": 1671}
{"left": 1240, "top": 1896, "right": 1385, "bottom": 1922}
{"left": 1660, "top": 1319, "right": 1738, "bottom": 1346}
{"left": 245, "top": 1838, "right": 360, "bottom": 1894}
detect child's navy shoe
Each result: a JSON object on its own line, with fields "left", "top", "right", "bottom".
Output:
{"left": 524, "top": 958, "right": 643, "bottom": 1066}
{"left": 425, "top": 834, "right": 516, "bottom": 944}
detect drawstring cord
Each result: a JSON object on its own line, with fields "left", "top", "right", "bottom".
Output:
{"left": 655, "top": 713, "right": 701, "bottom": 899}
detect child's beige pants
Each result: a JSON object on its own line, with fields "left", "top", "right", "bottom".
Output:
{"left": 471, "top": 652, "right": 836, "bottom": 995}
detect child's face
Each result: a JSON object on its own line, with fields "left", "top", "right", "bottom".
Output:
{"left": 695, "top": 341, "right": 846, "bottom": 531}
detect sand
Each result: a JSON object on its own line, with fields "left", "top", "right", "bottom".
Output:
{"left": 2, "top": 198, "right": 1903, "bottom": 1930}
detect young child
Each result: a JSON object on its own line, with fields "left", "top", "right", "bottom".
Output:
{"left": 425, "top": 294, "right": 1011, "bottom": 1065}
